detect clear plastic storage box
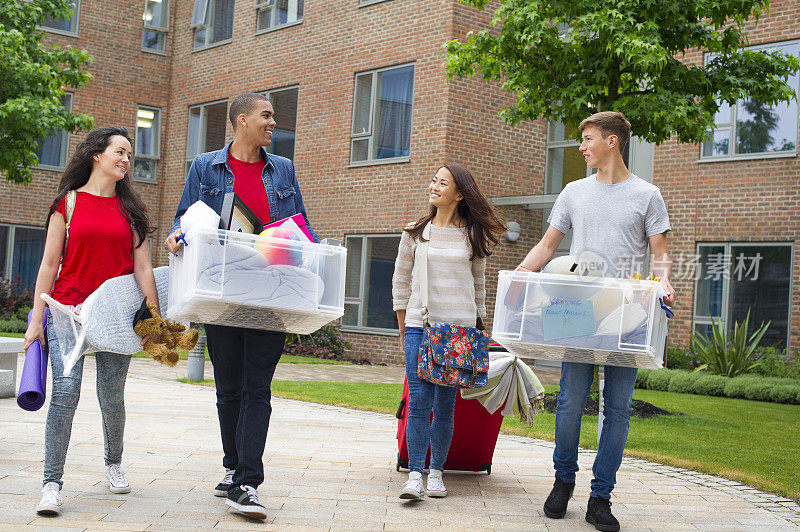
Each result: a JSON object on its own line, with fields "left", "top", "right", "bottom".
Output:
{"left": 167, "top": 228, "right": 346, "bottom": 334}
{"left": 491, "top": 270, "right": 670, "bottom": 369}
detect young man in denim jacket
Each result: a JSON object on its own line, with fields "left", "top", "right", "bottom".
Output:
{"left": 165, "top": 93, "right": 318, "bottom": 520}
{"left": 517, "top": 112, "right": 676, "bottom": 532}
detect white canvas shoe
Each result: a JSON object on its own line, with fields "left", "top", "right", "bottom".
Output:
{"left": 106, "top": 463, "right": 131, "bottom": 494}
{"left": 399, "top": 471, "right": 425, "bottom": 500}
{"left": 426, "top": 469, "right": 447, "bottom": 498}
{"left": 36, "top": 482, "right": 62, "bottom": 516}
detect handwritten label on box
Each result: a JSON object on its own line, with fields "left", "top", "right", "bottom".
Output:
{"left": 542, "top": 299, "right": 596, "bottom": 340}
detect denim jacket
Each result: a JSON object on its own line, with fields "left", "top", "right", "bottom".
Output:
{"left": 170, "top": 142, "right": 319, "bottom": 242}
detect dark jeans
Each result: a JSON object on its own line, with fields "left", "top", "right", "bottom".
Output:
{"left": 205, "top": 324, "right": 286, "bottom": 489}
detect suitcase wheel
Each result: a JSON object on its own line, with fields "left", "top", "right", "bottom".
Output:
{"left": 396, "top": 461, "right": 400, "bottom": 472}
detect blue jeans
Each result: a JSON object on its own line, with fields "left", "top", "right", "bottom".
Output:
{"left": 403, "top": 327, "right": 458, "bottom": 474}
{"left": 43, "top": 315, "right": 131, "bottom": 486}
{"left": 553, "top": 361, "right": 638, "bottom": 499}
{"left": 205, "top": 324, "right": 285, "bottom": 490}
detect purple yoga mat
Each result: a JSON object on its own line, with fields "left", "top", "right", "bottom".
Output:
{"left": 16, "top": 308, "right": 49, "bottom": 411}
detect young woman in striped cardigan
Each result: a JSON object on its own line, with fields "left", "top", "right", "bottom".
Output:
{"left": 392, "top": 163, "right": 505, "bottom": 500}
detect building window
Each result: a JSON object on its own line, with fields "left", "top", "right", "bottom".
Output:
{"left": 351, "top": 64, "right": 414, "bottom": 165}
{"left": 702, "top": 41, "right": 799, "bottom": 160}
{"left": 259, "top": 86, "right": 298, "bottom": 159}
{"left": 35, "top": 93, "right": 73, "bottom": 170}
{"left": 191, "top": 0, "right": 234, "bottom": 50}
{"left": 693, "top": 242, "right": 793, "bottom": 349}
{"left": 0, "top": 225, "right": 46, "bottom": 293}
{"left": 545, "top": 122, "right": 591, "bottom": 195}
{"left": 134, "top": 106, "right": 161, "bottom": 183}
{"left": 186, "top": 100, "right": 228, "bottom": 172}
{"left": 142, "top": 0, "right": 169, "bottom": 52}
{"left": 256, "top": 0, "right": 303, "bottom": 32}
{"left": 39, "top": 0, "right": 79, "bottom": 35}
{"left": 358, "top": 0, "right": 392, "bottom": 6}
{"left": 342, "top": 234, "right": 401, "bottom": 333}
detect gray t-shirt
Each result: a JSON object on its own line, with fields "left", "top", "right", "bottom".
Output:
{"left": 547, "top": 174, "right": 671, "bottom": 278}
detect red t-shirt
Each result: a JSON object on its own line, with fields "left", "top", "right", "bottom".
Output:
{"left": 50, "top": 192, "right": 135, "bottom": 305}
{"left": 229, "top": 153, "right": 269, "bottom": 224}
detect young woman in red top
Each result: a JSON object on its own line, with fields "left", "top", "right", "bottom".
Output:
{"left": 22, "top": 127, "right": 159, "bottom": 516}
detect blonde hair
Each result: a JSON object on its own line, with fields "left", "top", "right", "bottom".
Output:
{"left": 579, "top": 111, "right": 631, "bottom": 154}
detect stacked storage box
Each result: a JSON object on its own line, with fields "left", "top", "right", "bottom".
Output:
{"left": 167, "top": 228, "right": 345, "bottom": 334}
{"left": 492, "top": 270, "right": 669, "bottom": 369}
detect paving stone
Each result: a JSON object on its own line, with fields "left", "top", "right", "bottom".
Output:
{"left": 1, "top": 355, "right": 798, "bottom": 531}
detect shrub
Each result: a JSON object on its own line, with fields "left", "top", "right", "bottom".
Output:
{"left": 667, "top": 371, "right": 702, "bottom": 394}
{"left": 665, "top": 344, "right": 700, "bottom": 371}
{"left": 0, "top": 317, "right": 27, "bottom": 333}
{"left": 752, "top": 346, "right": 800, "bottom": 380}
{"left": 646, "top": 369, "right": 677, "bottom": 391}
{"left": 770, "top": 384, "right": 800, "bottom": 405}
{"left": 635, "top": 369, "right": 651, "bottom": 389}
{"left": 284, "top": 324, "right": 353, "bottom": 360}
{"left": 690, "top": 311, "right": 769, "bottom": 377}
{"left": 0, "top": 276, "right": 33, "bottom": 320}
{"left": 692, "top": 374, "right": 727, "bottom": 396}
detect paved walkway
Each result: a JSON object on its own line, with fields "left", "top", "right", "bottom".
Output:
{"left": 0, "top": 356, "right": 797, "bottom": 531}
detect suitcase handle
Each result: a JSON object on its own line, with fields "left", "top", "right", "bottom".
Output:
{"left": 395, "top": 397, "right": 407, "bottom": 419}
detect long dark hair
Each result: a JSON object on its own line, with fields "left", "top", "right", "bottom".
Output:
{"left": 405, "top": 163, "right": 506, "bottom": 260}
{"left": 46, "top": 126, "right": 154, "bottom": 248}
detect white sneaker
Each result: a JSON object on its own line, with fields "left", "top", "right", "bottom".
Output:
{"left": 106, "top": 463, "right": 131, "bottom": 494}
{"left": 36, "top": 482, "right": 62, "bottom": 516}
{"left": 427, "top": 469, "right": 447, "bottom": 498}
{"left": 399, "top": 471, "right": 425, "bottom": 500}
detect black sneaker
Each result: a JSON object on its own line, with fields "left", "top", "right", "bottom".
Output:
{"left": 543, "top": 477, "right": 575, "bottom": 519}
{"left": 226, "top": 485, "right": 267, "bottom": 520}
{"left": 585, "top": 495, "right": 620, "bottom": 532}
{"left": 213, "top": 468, "right": 235, "bottom": 497}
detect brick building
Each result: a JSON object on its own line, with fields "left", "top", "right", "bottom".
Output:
{"left": 1, "top": 0, "right": 797, "bottom": 363}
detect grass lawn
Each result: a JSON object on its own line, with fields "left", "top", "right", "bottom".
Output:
{"left": 265, "top": 380, "right": 800, "bottom": 502}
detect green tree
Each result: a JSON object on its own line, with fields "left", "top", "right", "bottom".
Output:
{"left": 0, "top": 0, "right": 93, "bottom": 184}
{"left": 444, "top": 0, "right": 800, "bottom": 144}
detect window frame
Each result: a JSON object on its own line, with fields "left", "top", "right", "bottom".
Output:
{"left": 38, "top": 0, "right": 80, "bottom": 37}
{"left": 357, "top": 0, "right": 393, "bottom": 7}
{"left": 349, "top": 62, "right": 415, "bottom": 167}
{"left": 544, "top": 121, "right": 593, "bottom": 195}
{"left": 699, "top": 39, "right": 800, "bottom": 163}
{"left": 255, "top": 0, "right": 304, "bottom": 34}
{"left": 141, "top": 0, "right": 170, "bottom": 54}
{"left": 692, "top": 241, "right": 794, "bottom": 349}
{"left": 0, "top": 223, "right": 46, "bottom": 289}
{"left": 185, "top": 99, "right": 229, "bottom": 173}
{"left": 133, "top": 105, "right": 161, "bottom": 184}
{"left": 35, "top": 92, "right": 74, "bottom": 172}
{"left": 258, "top": 85, "right": 299, "bottom": 159}
{"left": 192, "top": 0, "right": 234, "bottom": 51}
{"left": 341, "top": 233, "right": 401, "bottom": 336}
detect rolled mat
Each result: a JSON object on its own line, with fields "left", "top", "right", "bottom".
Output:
{"left": 16, "top": 308, "right": 49, "bottom": 411}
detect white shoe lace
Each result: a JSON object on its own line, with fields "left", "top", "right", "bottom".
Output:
{"left": 241, "top": 485, "right": 259, "bottom": 503}
{"left": 427, "top": 474, "right": 446, "bottom": 493}
{"left": 106, "top": 464, "right": 129, "bottom": 487}
{"left": 222, "top": 469, "right": 235, "bottom": 484}
{"left": 40, "top": 482, "right": 62, "bottom": 505}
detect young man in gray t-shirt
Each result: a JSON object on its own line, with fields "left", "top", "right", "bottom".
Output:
{"left": 518, "top": 112, "right": 676, "bottom": 532}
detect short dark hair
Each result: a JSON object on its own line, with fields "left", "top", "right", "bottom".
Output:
{"left": 579, "top": 111, "right": 631, "bottom": 154}
{"left": 228, "top": 93, "right": 269, "bottom": 130}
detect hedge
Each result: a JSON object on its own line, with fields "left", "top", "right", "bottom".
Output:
{"left": 635, "top": 369, "right": 800, "bottom": 405}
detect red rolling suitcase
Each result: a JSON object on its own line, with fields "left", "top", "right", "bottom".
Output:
{"left": 395, "top": 376, "right": 504, "bottom": 474}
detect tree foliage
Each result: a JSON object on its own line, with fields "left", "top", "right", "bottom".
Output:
{"left": 443, "top": 0, "right": 800, "bottom": 144}
{"left": 0, "top": 0, "right": 93, "bottom": 184}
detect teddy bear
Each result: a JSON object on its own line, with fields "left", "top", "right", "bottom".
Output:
{"left": 133, "top": 300, "right": 199, "bottom": 366}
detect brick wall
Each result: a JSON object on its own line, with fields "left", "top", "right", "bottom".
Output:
{"left": 2, "top": 0, "right": 797, "bottom": 361}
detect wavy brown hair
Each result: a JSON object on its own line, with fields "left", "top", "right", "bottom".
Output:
{"left": 46, "top": 126, "right": 154, "bottom": 247}
{"left": 405, "top": 163, "right": 506, "bottom": 260}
